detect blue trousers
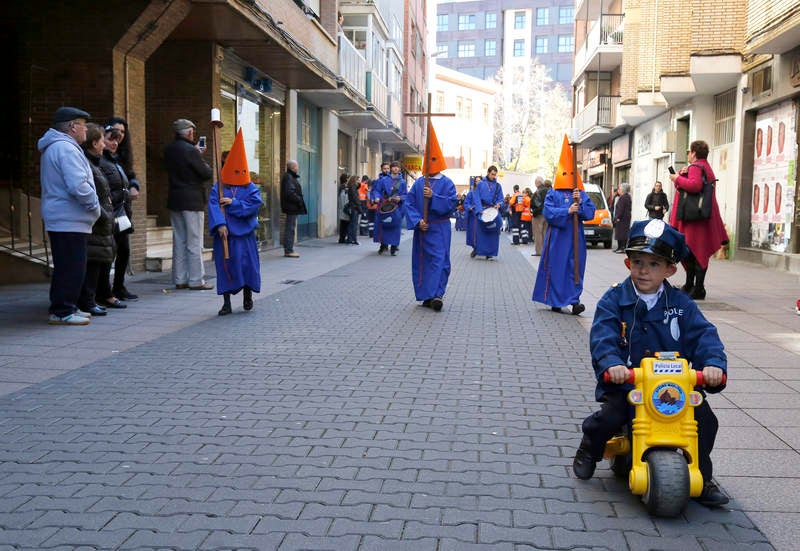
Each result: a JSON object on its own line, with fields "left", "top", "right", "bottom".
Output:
{"left": 48, "top": 231, "right": 88, "bottom": 317}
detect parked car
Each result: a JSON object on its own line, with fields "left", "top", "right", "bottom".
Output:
{"left": 582, "top": 183, "right": 613, "bottom": 248}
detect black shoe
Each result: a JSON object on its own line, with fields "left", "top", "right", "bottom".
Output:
{"left": 681, "top": 284, "right": 694, "bottom": 295}
{"left": 390, "top": 246, "right": 398, "bottom": 256}
{"left": 378, "top": 245, "right": 388, "bottom": 255}
{"left": 571, "top": 303, "right": 586, "bottom": 316}
{"left": 218, "top": 304, "right": 232, "bottom": 316}
{"left": 421, "top": 299, "right": 432, "bottom": 308}
{"left": 470, "top": 250, "right": 477, "bottom": 258}
{"left": 115, "top": 289, "right": 138, "bottom": 301}
{"left": 430, "top": 297, "right": 443, "bottom": 312}
{"left": 104, "top": 298, "right": 127, "bottom": 309}
{"left": 689, "top": 287, "right": 706, "bottom": 300}
{"left": 694, "top": 481, "right": 729, "bottom": 507}
{"left": 243, "top": 288, "right": 253, "bottom": 311}
{"left": 573, "top": 447, "right": 597, "bottom": 480}
{"left": 85, "top": 305, "right": 107, "bottom": 316}
{"left": 551, "top": 306, "right": 562, "bottom": 313}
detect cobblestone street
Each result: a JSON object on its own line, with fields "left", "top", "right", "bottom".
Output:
{"left": 0, "top": 234, "right": 793, "bottom": 550}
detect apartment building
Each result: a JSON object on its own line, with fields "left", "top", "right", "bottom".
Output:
{"left": 572, "top": 0, "right": 800, "bottom": 273}
{"left": 0, "top": 0, "right": 426, "bottom": 284}
{"left": 434, "top": 0, "right": 575, "bottom": 89}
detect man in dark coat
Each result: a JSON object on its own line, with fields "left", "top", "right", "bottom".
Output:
{"left": 164, "top": 118, "right": 214, "bottom": 289}
{"left": 613, "top": 183, "right": 632, "bottom": 253}
{"left": 280, "top": 160, "right": 307, "bottom": 258}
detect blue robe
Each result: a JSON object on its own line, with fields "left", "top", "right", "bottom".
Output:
{"left": 208, "top": 182, "right": 263, "bottom": 295}
{"left": 464, "top": 190, "right": 477, "bottom": 247}
{"left": 473, "top": 177, "right": 504, "bottom": 257}
{"left": 532, "top": 188, "right": 596, "bottom": 307}
{"left": 406, "top": 174, "right": 457, "bottom": 301}
{"left": 371, "top": 174, "right": 406, "bottom": 246}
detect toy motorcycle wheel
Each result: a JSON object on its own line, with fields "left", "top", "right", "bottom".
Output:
{"left": 610, "top": 453, "right": 632, "bottom": 478}
{"left": 642, "top": 450, "right": 690, "bottom": 517}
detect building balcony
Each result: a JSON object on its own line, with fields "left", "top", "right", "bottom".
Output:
{"left": 573, "top": 14, "right": 624, "bottom": 83}
{"left": 300, "top": 33, "right": 369, "bottom": 110}
{"left": 573, "top": 95, "right": 622, "bottom": 148}
{"left": 660, "top": 54, "right": 742, "bottom": 106}
{"left": 619, "top": 92, "right": 668, "bottom": 127}
{"left": 366, "top": 71, "right": 388, "bottom": 119}
{"left": 745, "top": 0, "right": 800, "bottom": 54}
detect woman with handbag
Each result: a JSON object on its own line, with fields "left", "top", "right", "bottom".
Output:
{"left": 669, "top": 140, "right": 728, "bottom": 300}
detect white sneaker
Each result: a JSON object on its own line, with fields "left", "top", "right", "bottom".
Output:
{"left": 48, "top": 314, "right": 90, "bottom": 326}
{"left": 74, "top": 309, "right": 92, "bottom": 318}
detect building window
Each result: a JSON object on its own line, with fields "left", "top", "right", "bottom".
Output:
{"left": 535, "top": 37, "right": 548, "bottom": 54}
{"left": 456, "top": 96, "right": 464, "bottom": 118}
{"left": 465, "top": 98, "right": 473, "bottom": 120}
{"left": 559, "top": 6, "right": 574, "bottom": 25}
{"left": 436, "top": 43, "right": 448, "bottom": 57}
{"left": 714, "top": 88, "right": 736, "bottom": 145}
{"left": 513, "top": 39, "right": 525, "bottom": 57}
{"left": 536, "top": 8, "right": 549, "bottom": 26}
{"left": 458, "top": 14, "right": 476, "bottom": 30}
{"left": 485, "top": 13, "right": 497, "bottom": 29}
{"left": 435, "top": 92, "right": 445, "bottom": 113}
{"left": 482, "top": 103, "right": 490, "bottom": 125}
{"left": 437, "top": 14, "right": 448, "bottom": 31}
{"left": 514, "top": 11, "right": 526, "bottom": 30}
{"left": 484, "top": 39, "right": 496, "bottom": 56}
{"left": 458, "top": 42, "right": 476, "bottom": 57}
{"left": 558, "top": 35, "right": 574, "bottom": 53}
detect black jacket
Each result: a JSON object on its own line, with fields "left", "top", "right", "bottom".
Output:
{"left": 644, "top": 190, "right": 670, "bottom": 219}
{"left": 280, "top": 169, "right": 307, "bottom": 215}
{"left": 85, "top": 153, "right": 115, "bottom": 263}
{"left": 164, "top": 137, "right": 212, "bottom": 211}
{"left": 531, "top": 184, "right": 550, "bottom": 217}
{"left": 101, "top": 151, "right": 133, "bottom": 230}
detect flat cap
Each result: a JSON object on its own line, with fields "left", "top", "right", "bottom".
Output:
{"left": 173, "top": 118, "right": 196, "bottom": 132}
{"left": 53, "top": 107, "right": 91, "bottom": 124}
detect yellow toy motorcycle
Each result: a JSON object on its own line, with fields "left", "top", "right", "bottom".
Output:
{"left": 602, "top": 352, "right": 726, "bottom": 517}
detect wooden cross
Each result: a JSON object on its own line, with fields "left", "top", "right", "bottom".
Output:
{"left": 404, "top": 92, "right": 455, "bottom": 223}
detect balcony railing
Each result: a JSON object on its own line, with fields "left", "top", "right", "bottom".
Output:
{"left": 575, "top": 95, "right": 620, "bottom": 136}
{"left": 574, "top": 13, "right": 624, "bottom": 77}
{"left": 366, "top": 71, "right": 388, "bottom": 118}
{"left": 338, "top": 34, "right": 367, "bottom": 97}
{"left": 387, "top": 93, "right": 402, "bottom": 130}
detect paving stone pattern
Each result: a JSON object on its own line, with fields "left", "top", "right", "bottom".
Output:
{"left": 0, "top": 239, "right": 775, "bottom": 550}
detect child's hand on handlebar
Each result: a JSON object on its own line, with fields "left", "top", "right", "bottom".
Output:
{"left": 605, "top": 365, "right": 630, "bottom": 384}
{"left": 702, "top": 366, "right": 725, "bottom": 387}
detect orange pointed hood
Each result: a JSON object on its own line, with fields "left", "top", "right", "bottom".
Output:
{"left": 220, "top": 128, "right": 251, "bottom": 186}
{"left": 422, "top": 121, "right": 447, "bottom": 175}
{"left": 553, "top": 134, "right": 583, "bottom": 190}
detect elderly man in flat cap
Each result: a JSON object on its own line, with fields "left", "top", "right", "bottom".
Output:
{"left": 38, "top": 106, "right": 101, "bottom": 325}
{"left": 164, "top": 118, "right": 214, "bottom": 290}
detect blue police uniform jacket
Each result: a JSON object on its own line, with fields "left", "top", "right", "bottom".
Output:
{"left": 590, "top": 277, "right": 727, "bottom": 401}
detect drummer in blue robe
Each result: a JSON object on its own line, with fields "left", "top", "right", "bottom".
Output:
{"left": 406, "top": 170, "right": 457, "bottom": 312}
{"left": 532, "top": 136, "right": 595, "bottom": 316}
{"left": 207, "top": 128, "right": 263, "bottom": 316}
{"left": 471, "top": 165, "right": 504, "bottom": 259}
{"left": 371, "top": 160, "right": 406, "bottom": 256}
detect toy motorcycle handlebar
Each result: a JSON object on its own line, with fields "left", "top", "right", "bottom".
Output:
{"left": 602, "top": 369, "right": 727, "bottom": 386}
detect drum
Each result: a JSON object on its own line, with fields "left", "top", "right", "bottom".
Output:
{"left": 480, "top": 206, "right": 500, "bottom": 230}
{"left": 377, "top": 201, "right": 401, "bottom": 228}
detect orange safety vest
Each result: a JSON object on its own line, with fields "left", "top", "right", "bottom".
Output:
{"left": 358, "top": 182, "right": 368, "bottom": 201}
{"left": 520, "top": 196, "right": 533, "bottom": 221}
{"left": 510, "top": 192, "right": 525, "bottom": 212}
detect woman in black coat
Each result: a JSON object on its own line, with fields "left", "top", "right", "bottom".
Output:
{"left": 613, "top": 183, "right": 632, "bottom": 253}
{"left": 77, "top": 123, "right": 119, "bottom": 315}
{"left": 644, "top": 180, "right": 670, "bottom": 219}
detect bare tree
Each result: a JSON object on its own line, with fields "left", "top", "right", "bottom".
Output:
{"left": 493, "top": 60, "right": 572, "bottom": 176}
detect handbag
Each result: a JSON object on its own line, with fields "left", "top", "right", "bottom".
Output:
{"left": 676, "top": 165, "right": 714, "bottom": 222}
{"left": 113, "top": 203, "right": 132, "bottom": 234}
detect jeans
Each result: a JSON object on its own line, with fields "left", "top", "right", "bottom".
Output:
{"left": 48, "top": 231, "right": 88, "bottom": 317}
{"left": 283, "top": 213, "right": 297, "bottom": 253}
{"left": 347, "top": 212, "right": 360, "bottom": 243}
{"left": 170, "top": 210, "right": 206, "bottom": 286}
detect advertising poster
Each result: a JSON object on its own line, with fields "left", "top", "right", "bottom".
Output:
{"left": 750, "top": 100, "right": 797, "bottom": 252}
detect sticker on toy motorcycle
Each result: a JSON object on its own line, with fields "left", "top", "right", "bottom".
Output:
{"left": 652, "top": 382, "right": 686, "bottom": 415}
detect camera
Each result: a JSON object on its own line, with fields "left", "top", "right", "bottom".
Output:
{"left": 198, "top": 136, "right": 206, "bottom": 148}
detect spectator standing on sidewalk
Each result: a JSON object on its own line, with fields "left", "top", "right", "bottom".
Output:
{"left": 612, "top": 183, "right": 632, "bottom": 252}
{"left": 644, "top": 180, "right": 669, "bottom": 220}
{"left": 346, "top": 175, "right": 363, "bottom": 245}
{"left": 103, "top": 117, "right": 140, "bottom": 301}
{"left": 337, "top": 173, "right": 349, "bottom": 244}
{"left": 280, "top": 160, "right": 307, "bottom": 258}
{"left": 530, "top": 176, "right": 550, "bottom": 256}
{"left": 38, "top": 106, "right": 100, "bottom": 325}
{"left": 164, "top": 118, "right": 214, "bottom": 290}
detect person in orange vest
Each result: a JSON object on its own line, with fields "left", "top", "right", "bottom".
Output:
{"left": 508, "top": 184, "right": 525, "bottom": 244}
{"left": 520, "top": 187, "right": 533, "bottom": 244}
{"left": 358, "top": 175, "right": 370, "bottom": 236}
